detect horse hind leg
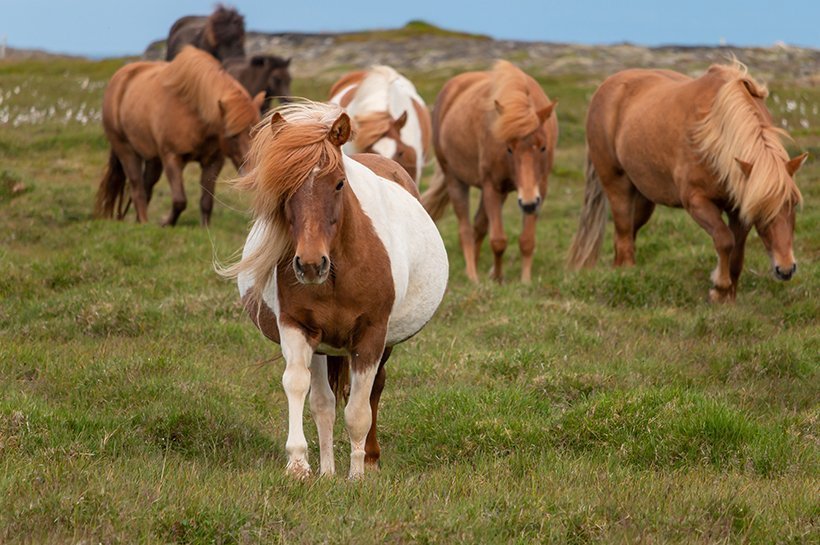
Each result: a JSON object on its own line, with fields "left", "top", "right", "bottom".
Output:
{"left": 473, "top": 199, "right": 488, "bottom": 268}
{"left": 605, "top": 175, "right": 643, "bottom": 267}
{"left": 143, "top": 158, "right": 163, "bottom": 205}
{"left": 364, "top": 348, "right": 391, "bottom": 468}
{"left": 116, "top": 147, "right": 149, "bottom": 223}
{"left": 309, "top": 354, "right": 336, "bottom": 476}
{"left": 447, "top": 177, "right": 479, "bottom": 282}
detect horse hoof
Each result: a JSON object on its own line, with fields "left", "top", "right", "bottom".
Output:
{"left": 286, "top": 460, "right": 311, "bottom": 479}
{"left": 708, "top": 287, "right": 734, "bottom": 304}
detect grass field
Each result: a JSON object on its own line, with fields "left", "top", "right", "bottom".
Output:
{"left": 1, "top": 54, "right": 818, "bottom": 544}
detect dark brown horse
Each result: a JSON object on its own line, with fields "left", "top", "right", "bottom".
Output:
{"left": 95, "top": 47, "right": 262, "bottom": 226}
{"left": 223, "top": 55, "right": 292, "bottom": 112}
{"left": 166, "top": 5, "right": 245, "bottom": 61}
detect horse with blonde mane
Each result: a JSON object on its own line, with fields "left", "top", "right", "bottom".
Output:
{"left": 567, "top": 61, "right": 807, "bottom": 302}
{"left": 329, "top": 65, "right": 431, "bottom": 184}
{"left": 422, "top": 60, "right": 558, "bottom": 283}
{"left": 95, "top": 46, "right": 263, "bottom": 226}
{"left": 222, "top": 102, "right": 448, "bottom": 478}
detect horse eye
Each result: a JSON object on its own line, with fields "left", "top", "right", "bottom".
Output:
{"left": 540, "top": 146, "right": 547, "bottom": 152}
{"left": 507, "top": 147, "right": 513, "bottom": 154}
{"left": 336, "top": 180, "right": 345, "bottom": 190}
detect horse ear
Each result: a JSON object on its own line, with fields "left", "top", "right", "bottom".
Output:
{"left": 394, "top": 110, "right": 408, "bottom": 130}
{"left": 537, "top": 101, "right": 557, "bottom": 124}
{"left": 269, "top": 112, "right": 286, "bottom": 133}
{"left": 735, "top": 157, "right": 754, "bottom": 178}
{"left": 328, "top": 113, "right": 351, "bottom": 146}
{"left": 785, "top": 152, "right": 808, "bottom": 176}
{"left": 253, "top": 91, "right": 266, "bottom": 110}
{"left": 494, "top": 100, "right": 504, "bottom": 115}
{"left": 218, "top": 99, "right": 226, "bottom": 117}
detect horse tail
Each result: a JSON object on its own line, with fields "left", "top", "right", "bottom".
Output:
{"left": 421, "top": 161, "right": 449, "bottom": 221}
{"left": 567, "top": 154, "right": 608, "bottom": 270}
{"left": 326, "top": 356, "right": 349, "bottom": 405}
{"left": 94, "top": 149, "right": 128, "bottom": 219}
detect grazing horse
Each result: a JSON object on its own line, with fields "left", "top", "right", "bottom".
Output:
{"left": 95, "top": 46, "right": 263, "bottom": 226}
{"left": 567, "top": 61, "right": 806, "bottom": 302}
{"left": 329, "top": 66, "right": 431, "bottom": 184}
{"left": 223, "top": 102, "right": 448, "bottom": 478}
{"left": 422, "top": 60, "right": 558, "bottom": 283}
{"left": 166, "top": 4, "right": 245, "bottom": 61}
{"left": 223, "top": 55, "right": 292, "bottom": 112}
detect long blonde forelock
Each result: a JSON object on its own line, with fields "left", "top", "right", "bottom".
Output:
{"left": 692, "top": 61, "right": 802, "bottom": 225}
{"left": 489, "top": 60, "right": 540, "bottom": 142}
{"left": 218, "top": 102, "right": 345, "bottom": 303}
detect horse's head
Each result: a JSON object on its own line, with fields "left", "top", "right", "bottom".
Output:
{"left": 356, "top": 111, "right": 417, "bottom": 181}
{"left": 204, "top": 5, "right": 246, "bottom": 60}
{"left": 744, "top": 152, "right": 808, "bottom": 281}
{"left": 276, "top": 111, "right": 351, "bottom": 285}
{"left": 219, "top": 91, "right": 264, "bottom": 173}
{"left": 496, "top": 99, "right": 557, "bottom": 215}
{"left": 245, "top": 56, "right": 292, "bottom": 110}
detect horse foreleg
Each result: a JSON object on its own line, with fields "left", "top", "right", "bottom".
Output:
{"left": 727, "top": 211, "right": 751, "bottom": 300}
{"left": 482, "top": 186, "right": 508, "bottom": 283}
{"left": 685, "top": 195, "right": 735, "bottom": 303}
{"left": 161, "top": 154, "right": 187, "bottom": 227}
{"left": 309, "top": 354, "right": 336, "bottom": 476}
{"left": 447, "top": 178, "right": 478, "bottom": 282}
{"left": 346, "top": 328, "right": 387, "bottom": 479}
{"left": 520, "top": 212, "right": 537, "bottom": 283}
{"left": 280, "top": 324, "right": 314, "bottom": 478}
{"left": 365, "top": 348, "right": 391, "bottom": 468}
{"left": 199, "top": 155, "right": 224, "bottom": 227}
{"left": 473, "top": 199, "right": 488, "bottom": 267}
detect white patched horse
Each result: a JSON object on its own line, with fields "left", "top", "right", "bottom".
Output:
{"left": 329, "top": 65, "right": 432, "bottom": 185}
{"left": 224, "top": 102, "right": 448, "bottom": 478}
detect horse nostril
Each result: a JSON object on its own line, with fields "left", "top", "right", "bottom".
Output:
{"left": 320, "top": 256, "right": 329, "bottom": 274}
{"left": 293, "top": 256, "right": 303, "bottom": 273}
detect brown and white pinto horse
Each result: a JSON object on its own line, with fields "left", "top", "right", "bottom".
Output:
{"left": 95, "top": 47, "right": 263, "bottom": 226}
{"left": 329, "top": 66, "right": 431, "bottom": 184}
{"left": 224, "top": 102, "right": 448, "bottom": 478}
{"left": 422, "top": 60, "right": 558, "bottom": 283}
{"left": 567, "top": 61, "right": 806, "bottom": 302}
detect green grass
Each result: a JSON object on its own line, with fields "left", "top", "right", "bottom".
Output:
{"left": 1, "top": 55, "right": 818, "bottom": 544}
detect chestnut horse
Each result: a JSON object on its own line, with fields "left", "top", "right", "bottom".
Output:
{"left": 223, "top": 55, "right": 292, "bottom": 112}
{"left": 329, "top": 66, "right": 431, "bottom": 184}
{"left": 223, "top": 102, "right": 448, "bottom": 478}
{"left": 567, "top": 61, "right": 807, "bottom": 302}
{"left": 422, "top": 60, "right": 558, "bottom": 283}
{"left": 166, "top": 4, "right": 245, "bottom": 61}
{"left": 95, "top": 46, "right": 263, "bottom": 226}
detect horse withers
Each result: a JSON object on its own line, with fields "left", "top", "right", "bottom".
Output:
{"left": 567, "top": 61, "right": 806, "bottom": 302}
{"left": 222, "top": 102, "right": 448, "bottom": 479}
{"left": 95, "top": 46, "right": 263, "bottom": 226}
{"left": 166, "top": 4, "right": 245, "bottom": 61}
{"left": 223, "top": 55, "right": 292, "bottom": 112}
{"left": 329, "top": 66, "right": 431, "bottom": 185}
{"left": 422, "top": 60, "right": 558, "bottom": 283}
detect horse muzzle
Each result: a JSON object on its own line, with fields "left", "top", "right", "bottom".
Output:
{"left": 518, "top": 196, "right": 542, "bottom": 215}
{"left": 774, "top": 263, "right": 797, "bottom": 281}
{"left": 293, "top": 255, "right": 331, "bottom": 285}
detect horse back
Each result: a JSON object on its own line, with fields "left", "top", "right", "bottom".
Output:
{"left": 103, "top": 62, "right": 163, "bottom": 136}
{"left": 350, "top": 153, "right": 420, "bottom": 199}
{"left": 329, "top": 71, "right": 368, "bottom": 106}
{"left": 166, "top": 16, "right": 206, "bottom": 60}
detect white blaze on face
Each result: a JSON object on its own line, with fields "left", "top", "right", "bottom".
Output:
{"left": 371, "top": 137, "right": 397, "bottom": 159}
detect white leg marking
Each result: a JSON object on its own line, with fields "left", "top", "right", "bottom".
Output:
{"left": 309, "top": 354, "right": 336, "bottom": 476}
{"left": 280, "top": 325, "right": 313, "bottom": 478}
{"left": 345, "top": 364, "right": 379, "bottom": 479}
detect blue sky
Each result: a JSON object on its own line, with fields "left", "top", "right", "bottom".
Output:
{"left": 1, "top": 0, "right": 817, "bottom": 57}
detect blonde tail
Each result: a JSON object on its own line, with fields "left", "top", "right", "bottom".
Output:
{"left": 567, "top": 155, "right": 608, "bottom": 269}
{"left": 420, "top": 161, "right": 450, "bottom": 221}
